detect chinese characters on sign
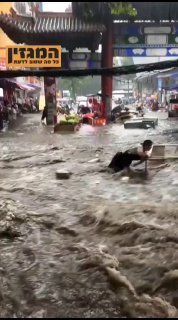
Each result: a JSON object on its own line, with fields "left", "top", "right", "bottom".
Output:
{"left": 6, "top": 46, "right": 61, "bottom": 68}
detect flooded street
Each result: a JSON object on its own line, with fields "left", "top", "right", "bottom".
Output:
{"left": 1, "top": 112, "right": 178, "bottom": 317}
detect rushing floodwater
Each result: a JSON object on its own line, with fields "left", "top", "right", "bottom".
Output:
{"left": 1, "top": 112, "right": 178, "bottom": 317}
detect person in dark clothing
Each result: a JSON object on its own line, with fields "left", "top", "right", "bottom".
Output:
{"left": 3, "top": 105, "right": 9, "bottom": 122}
{"left": 41, "top": 106, "right": 48, "bottom": 123}
{"left": 108, "top": 140, "right": 153, "bottom": 174}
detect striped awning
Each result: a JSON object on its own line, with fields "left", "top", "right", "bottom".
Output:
{"left": 6, "top": 79, "right": 34, "bottom": 91}
{"left": 0, "top": 78, "right": 34, "bottom": 91}
{"left": 24, "top": 83, "right": 41, "bottom": 90}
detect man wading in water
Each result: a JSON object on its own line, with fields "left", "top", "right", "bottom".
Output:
{"left": 41, "top": 106, "right": 48, "bottom": 124}
{"left": 108, "top": 140, "right": 153, "bottom": 177}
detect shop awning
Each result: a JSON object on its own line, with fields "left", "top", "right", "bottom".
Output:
{"left": 24, "top": 83, "right": 41, "bottom": 90}
{"left": 0, "top": 78, "right": 40, "bottom": 91}
{"left": 4, "top": 79, "right": 34, "bottom": 91}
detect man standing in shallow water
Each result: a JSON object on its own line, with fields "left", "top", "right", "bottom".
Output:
{"left": 108, "top": 140, "right": 153, "bottom": 176}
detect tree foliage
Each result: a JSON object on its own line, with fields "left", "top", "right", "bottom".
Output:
{"left": 109, "top": 2, "right": 137, "bottom": 16}
{"left": 57, "top": 77, "right": 101, "bottom": 99}
{"left": 76, "top": 2, "right": 137, "bottom": 23}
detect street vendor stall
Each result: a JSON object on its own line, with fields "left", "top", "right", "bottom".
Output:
{"left": 54, "top": 114, "right": 81, "bottom": 133}
{"left": 79, "top": 93, "right": 106, "bottom": 126}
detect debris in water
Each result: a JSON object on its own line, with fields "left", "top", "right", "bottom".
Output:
{"left": 50, "top": 146, "right": 60, "bottom": 151}
{"left": 56, "top": 226, "right": 78, "bottom": 237}
{"left": 121, "top": 176, "right": 130, "bottom": 182}
{"left": 88, "top": 158, "right": 100, "bottom": 163}
{"left": 56, "top": 170, "right": 72, "bottom": 179}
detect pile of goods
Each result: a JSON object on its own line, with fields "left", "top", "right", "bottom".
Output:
{"left": 54, "top": 114, "right": 81, "bottom": 133}
{"left": 59, "top": 114, "right": 81, "bottom": 125}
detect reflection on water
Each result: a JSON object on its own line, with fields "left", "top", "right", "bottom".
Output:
{"left": 1, "top": 113, "right": 178, "bottom": 317}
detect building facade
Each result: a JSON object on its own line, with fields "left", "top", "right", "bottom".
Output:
{"left": 0, "top": 2, "right": 42, "bottom": 70}
{"left": 0, "top": 2, "right": 43, "bottom": 93}
{"left": 13, "top": 2, "right": 43, "bottom": 16}
{"left": 0, "top": 2, "right": 14, "bottom": 69}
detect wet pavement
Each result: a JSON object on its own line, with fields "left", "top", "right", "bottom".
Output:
{"left": 1, "top": 112, "right": 178, "bottom": 317}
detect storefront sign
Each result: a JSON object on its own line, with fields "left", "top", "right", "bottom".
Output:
{"left": 6, "top": 46, "right": 61, "bottom": 68}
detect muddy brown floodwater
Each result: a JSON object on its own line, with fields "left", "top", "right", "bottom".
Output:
{"left": 1, "top": 112, "right": 178, "bottom": 318}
